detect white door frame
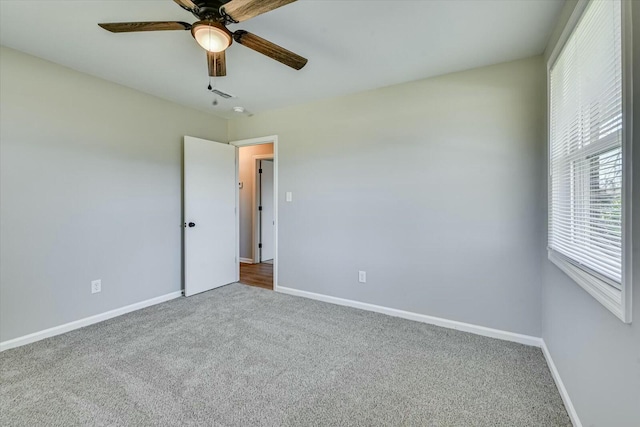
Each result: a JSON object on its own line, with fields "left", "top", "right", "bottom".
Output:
{"left": 252, "top": 154, "right": 274, "bottom": 264}
{"left": 230, "top": 135, "right": 279, "bottom": 291}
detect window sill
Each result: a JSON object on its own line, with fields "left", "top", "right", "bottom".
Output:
{"left": 548, "top": 250, "right": 630, "bottom": 323}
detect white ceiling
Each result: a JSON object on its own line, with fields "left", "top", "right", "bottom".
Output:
{"left": 0, "top": 0, "right": 564, "bottom": 118}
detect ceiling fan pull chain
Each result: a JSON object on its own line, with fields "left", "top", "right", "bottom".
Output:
{"left": 210, "top": 76, "right": 219, "bottom": 106}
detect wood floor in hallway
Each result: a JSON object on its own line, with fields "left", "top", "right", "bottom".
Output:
{"left": 239, "top": 262, "right": 273, "bottom": 290}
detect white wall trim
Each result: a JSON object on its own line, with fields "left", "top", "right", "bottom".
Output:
{"left": 541, "top": 340, "right": 583, "bottom": 427}
{"left": 229, "top": 135, "right": 278, "bottom": 148}
{"left": 276, "top": 287, "right": 581, "bottom": 424}
{"left": 277, "top": 286, "right": 542, "bottom": 347}
{"left": 546, "top": 0, "right": 588, "bottom": 68}
{"left": 2, "top": 285, "right": 581, "bottom": 426}
{"left": 548, "top": 250, "right": 627, "bottom": 322}
{"left": 0, "top": 291, "right": 183, "bottom": 352}
{"left": 239, "top": 257, "right": 253, "bottom": 264}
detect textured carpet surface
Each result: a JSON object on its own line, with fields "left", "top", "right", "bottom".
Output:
{"left": 1, "top": 284, "right": 570, "bottom": 426}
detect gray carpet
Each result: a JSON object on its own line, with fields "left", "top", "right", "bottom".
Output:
{"left": 0, "top": 284, "right": 570, "bottom": 426}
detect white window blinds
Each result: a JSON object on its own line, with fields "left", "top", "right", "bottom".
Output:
{"left": 549, "top": 0, "right": 623, "bottom": 285}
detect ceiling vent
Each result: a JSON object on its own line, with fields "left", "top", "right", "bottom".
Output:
{"left": 211, "top": 89, "right": 236, "bottom": 99}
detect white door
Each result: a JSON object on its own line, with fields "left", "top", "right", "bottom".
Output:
{"left": 184, "top": 136, "right": 237, "bottom": 297}
{"left": 260, "top": 160, "right": 274, "bottom": 261}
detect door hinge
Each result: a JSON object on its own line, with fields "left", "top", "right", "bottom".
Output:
{"left": 258, "top": 206, "right": 262, "bottom": 211}
{"left": 259, "top": 243, "right": 262, "bottom": 249}
{"left": 259, "top": 168, "right": 262, "bottom": 174}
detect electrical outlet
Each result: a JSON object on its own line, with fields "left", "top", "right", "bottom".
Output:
{"left": 358, "top": 271, "right": 366, "bottom": 283}
{"left": 91, "top": 279, "right": 101, "bottom": 294}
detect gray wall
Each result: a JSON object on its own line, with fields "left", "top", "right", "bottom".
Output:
{"left": 238, "top": 143, "right": 274, "bottom": 260}
{"left": 0, "top": 47, "right": 227, "bottom": 342}
{"left": 539, "top": 3, "right": 640, "bottom": 426}
{"left": 229, "top": 56, "right": 546, "bottom": 337}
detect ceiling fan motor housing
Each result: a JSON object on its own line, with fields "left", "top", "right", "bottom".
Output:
{"left": 189, "top": 0, "right": 234, "bottom": 21}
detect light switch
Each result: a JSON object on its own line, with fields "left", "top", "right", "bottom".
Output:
{"left": 286, "top": 192, "right": 292, "bottom": 202}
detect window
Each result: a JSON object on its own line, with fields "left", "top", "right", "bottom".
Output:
{"left": 548, "top": 0, "right": 632, "bottom": 322}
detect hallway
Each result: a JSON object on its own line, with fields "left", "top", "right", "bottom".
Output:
{"left": 239, "top": 262, "right": 273, "bottom": 290}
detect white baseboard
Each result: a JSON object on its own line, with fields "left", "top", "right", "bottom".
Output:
{"left": 276, "top": 287, "right": 542, "bottom": 347}
{"left": 541, "top": 340, "right": 582, "bottom": 427}
{"left": 1, "top": 284, "right": 580, "bottom": 426}
{"left": 0, "top": 291, "right": 183, "bottom": 352}
{"left": 239, "top": 258, "right": 253, "bottom": 264}
{"left": 276, "top": 287, "right": 581, "bottom": 425}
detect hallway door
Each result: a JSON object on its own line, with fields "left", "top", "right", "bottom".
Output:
{"left": 260, "top": 159, "right": 274, "bottom": 262}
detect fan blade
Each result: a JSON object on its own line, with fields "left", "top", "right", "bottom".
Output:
{"left": 173, "top": 0, "right": 199, "bottom": 13}
{"left": 208, "top": 51, "right": 227, "bottom": 77}
{"left": 234, "top": 31, "right": 307, "bottom": 70}
{"left": 222, "top": 0, "right": 296, "bottom": 23}
{"left": 98, "top": 22, "right": 191, "bottom": 33}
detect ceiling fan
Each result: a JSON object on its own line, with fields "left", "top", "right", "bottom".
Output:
{"left": 98, "top": 0, "right": 307, "bottom": 78}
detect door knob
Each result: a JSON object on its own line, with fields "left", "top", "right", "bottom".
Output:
{"left": 188, "top": 222, "right": 196, "bottom": 228}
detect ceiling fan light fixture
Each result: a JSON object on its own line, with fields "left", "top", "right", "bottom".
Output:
{"left": 191, "top": 21, "right": 232, "bottom": 52}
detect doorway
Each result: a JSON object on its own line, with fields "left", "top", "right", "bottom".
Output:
{"left": 233, "top": 137, "right": 277, "bottom": 290}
